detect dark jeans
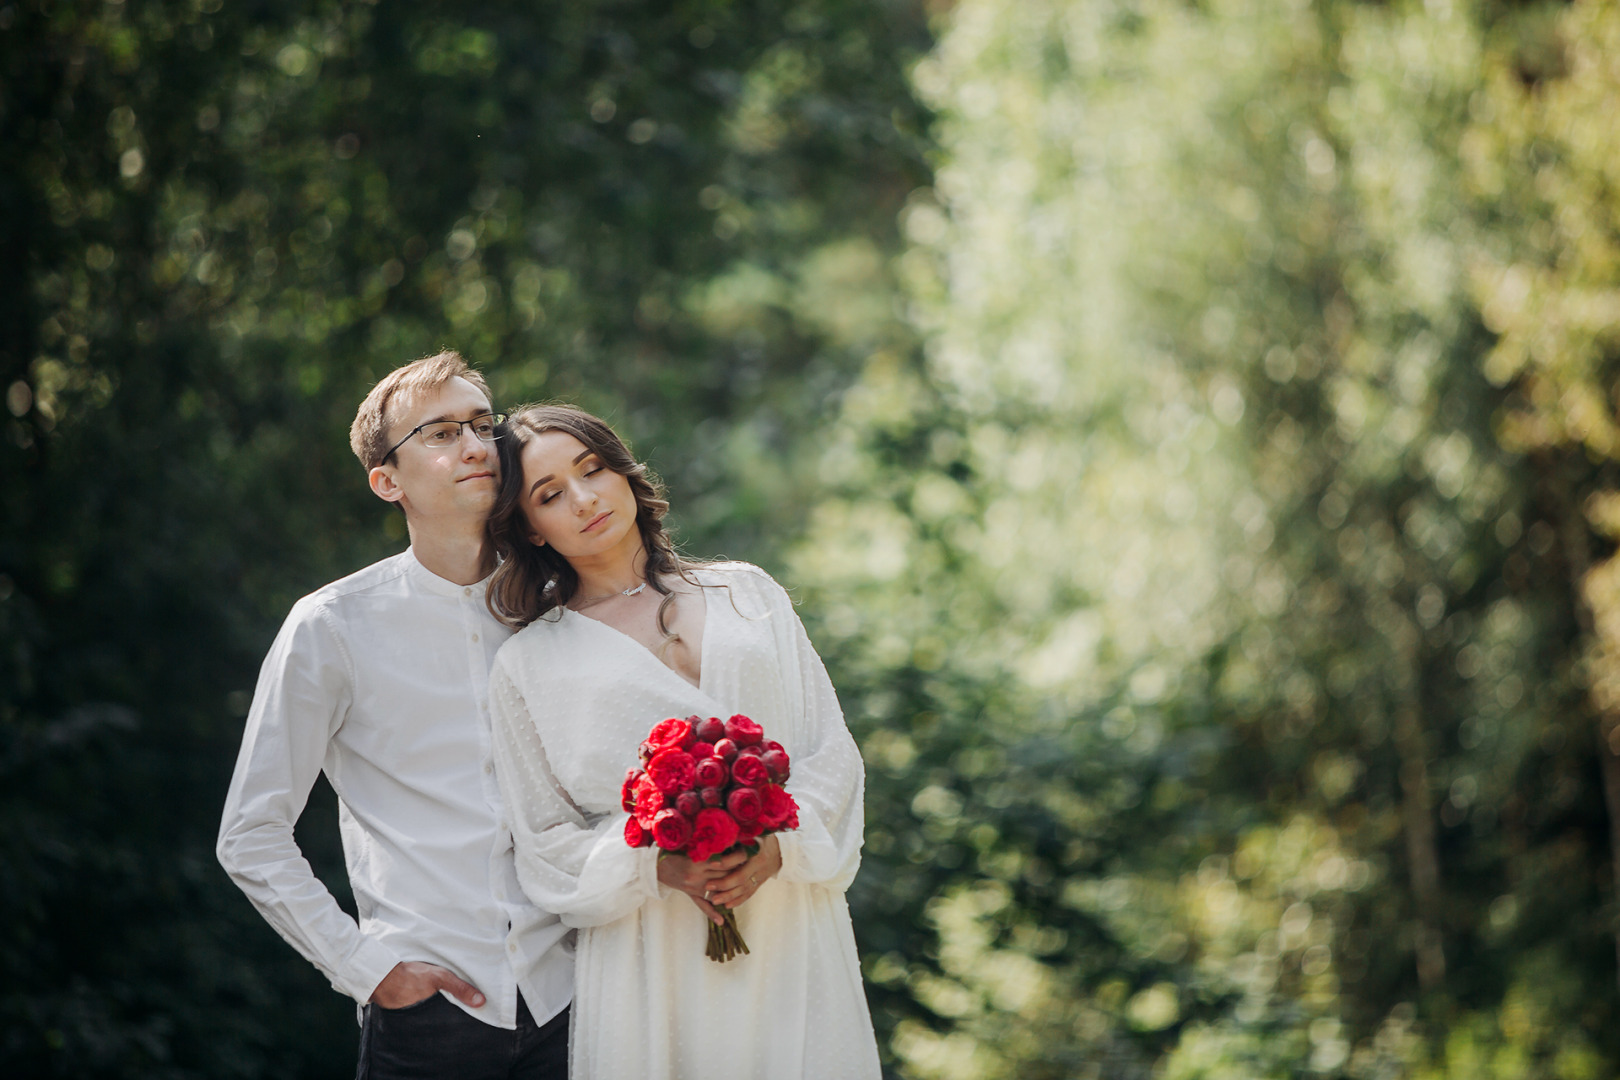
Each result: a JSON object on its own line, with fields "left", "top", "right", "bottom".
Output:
{"left": 356, "top": 994, "right": 568, "bottom": 1080}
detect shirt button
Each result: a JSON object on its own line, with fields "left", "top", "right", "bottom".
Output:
{"left": 463, "top": 587, "right": 472, "bottom": 596}
{"left": 471, "top": 633, "right": 480, "bottom": 643}
{"left": 508, "top": 943, "right": 517, "bottom": 953}
{"left": 484, "top": 764, "right": 494, "bottom": 775}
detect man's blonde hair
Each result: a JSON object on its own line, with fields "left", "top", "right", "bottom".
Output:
{"left": 349, "top": 350, "right": 494, "bottom": 470}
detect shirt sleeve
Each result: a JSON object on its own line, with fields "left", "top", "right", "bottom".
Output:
{"left": 754, "top": 573, "right": 867, "bottom": 891}
{"left": 490, "top": 653, "right": 664, "bottom": 929}
{"left": 215, "top": 601, "right": 402, "bottom": 1004}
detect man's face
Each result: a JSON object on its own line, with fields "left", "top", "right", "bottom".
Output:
{"left": 368, "top": 376, "right": 499, "bottom": 524}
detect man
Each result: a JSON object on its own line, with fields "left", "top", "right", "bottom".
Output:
{"left": 217, "top": 351, "right": 571, "bottom": 1078}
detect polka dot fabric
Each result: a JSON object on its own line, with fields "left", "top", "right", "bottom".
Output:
{"left": 490, "top": 563, "right": 881, "bottom": 1079}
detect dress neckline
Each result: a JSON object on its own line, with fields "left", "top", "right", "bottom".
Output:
{"left": 561, "top": 574, "right": 714, "bottom": 695}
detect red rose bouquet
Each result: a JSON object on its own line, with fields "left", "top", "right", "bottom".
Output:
{"left": 622, "top": 713, "right": 800, "bottom": 961}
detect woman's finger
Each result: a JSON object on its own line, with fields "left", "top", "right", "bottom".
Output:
{"left": 686, "top": 892, "right": 725, "bottom": 925}
{"left": 709, "top": 856, "right": 764, "bottom": 895}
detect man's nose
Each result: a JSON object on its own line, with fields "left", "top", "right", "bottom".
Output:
{"left": 459, "top": 424, "right": 490, "bottom": 458}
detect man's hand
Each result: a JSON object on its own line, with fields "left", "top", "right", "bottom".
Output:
{"left": 370, "top": 961, "right": 485, "bottom": 1010}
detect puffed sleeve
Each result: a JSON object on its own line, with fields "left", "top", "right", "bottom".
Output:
{"left": 490, "top": 651, "right": 666, "bottom": 929}
{"left": 752, "top": 572, "right": 866, "bottom": 891}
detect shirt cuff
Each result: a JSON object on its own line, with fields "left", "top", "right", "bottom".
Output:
{"left": 336, "top": 934, "right": 406, "bottom": 1005}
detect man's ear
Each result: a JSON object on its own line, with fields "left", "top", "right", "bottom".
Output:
{"left": 369, "top": 464, "right": 406, "bottom": 505}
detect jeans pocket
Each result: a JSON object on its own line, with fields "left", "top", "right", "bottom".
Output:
{"left": 377, "top": 990, "right": 443, "bottom": 1014}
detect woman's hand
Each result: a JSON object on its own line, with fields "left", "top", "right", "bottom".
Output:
{"left": 657, "top": 848, "right": 747, "bottom": 925}
{"left": 706, "top": 834, "right": 782, "bottom": 910}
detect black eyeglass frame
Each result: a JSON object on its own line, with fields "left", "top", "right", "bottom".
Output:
{"left": 381, "top": 412, "right": 507, "bottom": 464}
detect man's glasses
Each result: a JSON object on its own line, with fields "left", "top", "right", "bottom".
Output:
{"left": 382, "top": 413, "right": 506, "bottom": 463}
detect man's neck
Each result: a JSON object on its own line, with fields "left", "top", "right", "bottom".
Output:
{"left": 406, "top": 518, "right": 495, "bottom": 586}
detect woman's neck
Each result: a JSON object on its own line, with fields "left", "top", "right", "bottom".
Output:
{"left": 568, "top": 543, "right": 650, "bottom": 603}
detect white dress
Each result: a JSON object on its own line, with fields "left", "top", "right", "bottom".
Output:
{"left": 489, "top": 563, "right": 881, "bottom": 1080}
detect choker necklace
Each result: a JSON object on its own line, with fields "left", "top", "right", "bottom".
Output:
{"left": 572, "top": 580, "right": 647, "bottom": 608}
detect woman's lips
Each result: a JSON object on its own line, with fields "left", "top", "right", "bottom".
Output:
{"left": 583, "top": 511, "right": 611, "bottom": 532}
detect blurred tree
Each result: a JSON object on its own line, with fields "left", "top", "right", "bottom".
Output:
{"left": 792, "top": 0, "right": 1617, "bottom": 1076}
{"left": 0, "top": 0, "right": 927, "bottom": 1074}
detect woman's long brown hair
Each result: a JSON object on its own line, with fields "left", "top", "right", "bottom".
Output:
{"left": 485, "top": 404, "right": 699, "bottom": 632}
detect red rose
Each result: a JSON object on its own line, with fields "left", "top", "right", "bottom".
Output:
{"left": 690, "top": 741, "right": 715, "bottom": 760}
{"left": 763, "top": 740, "right": 784, "bottom": 755}
{"left": 621, "top": 767, "right": 643, "bottom": 812}
{"left": 695, "top": 716, "right": 726, "bottom": 744}
{"left": 651, "top": 808, "right": 693, "bottom": 851}
{"left": 713, "top": 738, "right": 738, "bottom": 761}
{"left": 699, "top": 785, "right": 724, "bottom": 807}
{"left": 675, "top": 792, "right": 702, "bottom": 818}
{"left": 725, "top": 714, "right": 764, "bottom": 747}
{"left": 727, "top": 786, "right": 762, "bottom": 824}
{"left": 730, "top": 754, "right": 768, "bottom": 788}
{"left": 624, "top": 816, "right": 651, "bottom": 848}
{"left": 646, "top": 749, "right": 697, "bottom": 795}
{"left": 693, "top": 757, "right": 728, "bottom": 789}
{"left": 738, "top": 744, "right": 763, "bottom": 759}
{"left": 633, "top": 776, "right": 665, "bottom": 829}
{"left": 737, "top": 818, "right": 764, "bottom": 846}
{"left": 643, "top": 717, "right": 696, "bottom": 758}
{"left": 760, "top": 749, "right": 790, "bottom": 783}
{"left": 758, "top": 783, "right": 800, "bottom": 831}
{"left": 687, "top": 807, "right": 741, "bottom": 862}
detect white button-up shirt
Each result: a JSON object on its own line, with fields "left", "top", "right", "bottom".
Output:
{"left": 217, "top": 549, "right": 573, "bottom": 1029}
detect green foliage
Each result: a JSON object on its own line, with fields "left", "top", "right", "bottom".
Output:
{"left": 0, "top": 0, "right": 926, "bottom": 1074}
{"left": 11, "top": 0, "right": 1620, "bottom": 1077}
{"left": 792, "top": 0, "right": 1620, "bottom": 1076}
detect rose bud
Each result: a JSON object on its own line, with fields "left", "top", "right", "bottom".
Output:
{"left": 764, "top": 740, "right": 784, "bottom": 755}
{"left": 695, "top": 716, "right": 726, "bottom": 744}
{"left": 731, "top": 754, "right": 769, "bottom": 788}
{"left": 738, "top": 743, "right": 763, "bottom": 758}
{"left": 624, "top": 816, "right": 652, "bottom": 848}
{"left": 693, "top": 757, "right": 728, "bottom": 789}
{"left": 675, "top": 792, "right": 703, "bottom": 818}
{"left": 761, "top": 749, "right": 790, "bottom": 783}
{"left": 689, "top": 741, "right": 715, "bottom": 760}
{"left": 713, "top": 738, "right": 739, "bottom": 761}
{"left": 727, "top": 786, "right": 762, "bottom": 824}
{"left": 699, "top": 785, "right": 725, "bottom": 807}
{"left": 724, "top": 714, "right": 765, "bottom": 747}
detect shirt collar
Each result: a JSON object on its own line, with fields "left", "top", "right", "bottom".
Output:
{"left": 404, "top": 546, "right": 494, "bottom": 598}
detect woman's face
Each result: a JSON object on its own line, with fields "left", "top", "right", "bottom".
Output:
{"left": 517, "top": 429, "right": 641, "bottom": 563}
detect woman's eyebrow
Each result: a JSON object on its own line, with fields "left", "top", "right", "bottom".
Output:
{"left": 528, "top": 449, "right": 597, "bottom": 495}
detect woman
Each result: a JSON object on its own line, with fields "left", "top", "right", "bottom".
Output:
{"left": 484, "top": 404, "right": 880, "bottom": 1079}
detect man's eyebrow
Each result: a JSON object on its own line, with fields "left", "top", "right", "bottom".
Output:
{"left": 527, "top": 449, "right": 597, "bottom": 496}
{"left": 418, "top": 407, "right": 493, "bottom": 427}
